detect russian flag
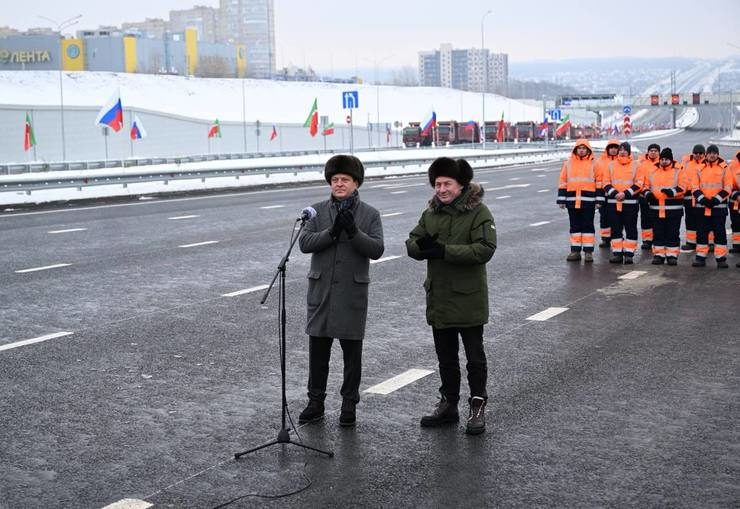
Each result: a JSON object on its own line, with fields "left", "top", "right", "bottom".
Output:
{"left": 95, "top": 90, "right": 124, "bottom": 132}
{"left": 464, "top": 120, "right": 477, "bottom": 130}
{"left": 130, "top": 115, "right": 147, "bottom": 140}
{"left": 421, "top": 111, "right": 436, "bottom": 136}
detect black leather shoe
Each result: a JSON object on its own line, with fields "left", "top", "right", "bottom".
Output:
{"left": 298, "top": 399, "right": 324, "bottom": 425}
{"left": 339, "top": 399, "right": 356, "bottom": 427}
{"left": 420, "top": 396, "right": 459, "bottom": 427}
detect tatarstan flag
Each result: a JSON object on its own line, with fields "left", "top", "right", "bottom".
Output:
{"left": 322, "top": 122, "right": 335, "bottom": 136}
{"left": 496, "top": 111, "right": 505, "bottom": 143}
{"left": 303, "top": 98, "right": 318, "bottom": 137}
{"left": 554, "top": 114, "right": 572, "bottom": 138}
{"left": 24, "top": 112, "right": 36, "bottom": 151}
{"left": 208, "top": 119, "right": 221, "bottom": 138}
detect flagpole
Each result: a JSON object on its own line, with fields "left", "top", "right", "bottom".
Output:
{"left": 241, "top": 80, "right": 247, "bottom": 153}
{"left": 31, "top": 109, "right": 37, "bottom": 161}
{"left": 129, "top": 109, "right": 134, "bottom": 158}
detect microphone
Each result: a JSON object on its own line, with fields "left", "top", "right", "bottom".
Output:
{"left": 299, "top": 206, "right": 317, "bottom": 222}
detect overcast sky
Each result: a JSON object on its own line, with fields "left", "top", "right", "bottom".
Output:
{"left": 7, "top": 0, "right": 740, "bottom": 70}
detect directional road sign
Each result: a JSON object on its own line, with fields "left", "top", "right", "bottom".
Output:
{"left": 623, "top": 105, "right": 632, "bottom": 114}
{"left": 342, "top": 91, "right": 359, "bottom": 109}
{"left": 549, "top": 109, "right": 562, "bottom": 122}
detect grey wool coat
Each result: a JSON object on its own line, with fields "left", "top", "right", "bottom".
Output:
{"left": 299, "top": 193, "right": 384, "bottom": 340}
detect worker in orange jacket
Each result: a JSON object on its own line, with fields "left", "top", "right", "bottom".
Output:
{"left": 691, "top": 144, "right": 733, "bottom": 268}
{"left": 558, "top": 139, "right": 603, "bottom": 262}
{"left": 602, "top": 142, "right": 642, "bottom": 264}
{"left": 728, "top": 150, "right": 740, "bottom": 264}
{"left": 642, "top": 147, "right": 688, "bottom": 265}
{"left": 595, "top": 139, "right": 620, "bottom": 247}
{"left": 637, "top": 143, "right": 661, "bottom": 250}
{"left": 680, "top": 144, "right": 706, "bottom": 251}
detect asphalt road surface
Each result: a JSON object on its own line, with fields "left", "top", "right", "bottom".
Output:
{"left": 1, "top": 131, "right": 738, "bottom": 508}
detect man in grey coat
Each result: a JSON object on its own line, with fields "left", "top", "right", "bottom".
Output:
{"left": 298, "top": 155, "right": 384, "bottom": 427}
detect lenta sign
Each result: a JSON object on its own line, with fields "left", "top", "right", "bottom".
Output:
{"left": 0, "top": 49, "right": 52, "bottom": 64}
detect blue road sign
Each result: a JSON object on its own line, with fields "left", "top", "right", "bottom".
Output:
{"left": 623, "top": 105, "right": 632, "bottom": 114}
{"left": 549, "top": 109, "right": 562, "bottom": 121}
{"left": 342, "top": 91, "right": 359, "bottom": 109}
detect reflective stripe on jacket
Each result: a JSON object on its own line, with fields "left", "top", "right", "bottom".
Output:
{"left": 644, "top": 162, "right": 687, "bottom": 218}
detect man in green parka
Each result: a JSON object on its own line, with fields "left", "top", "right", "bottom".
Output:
{"left": 406, "top": 157, "right": 497, "bottom": 435}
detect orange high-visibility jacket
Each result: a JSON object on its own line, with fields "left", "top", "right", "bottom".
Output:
{"left": 681, "top": 156, "right": 705, "bottom": 206}
{"left": 558, "top": 139, "right": 603, "bottom": 209}
{"left": 730, "top": 151, "right": 740, "bottom": 212}
{"left": 602, "top": 155, "right": 642, "bottom": 210}
{"left": 691, "top": 157, "right": 733, "bottom": 216}
{"left": 643, "top": 161, "right": 688, "bottom": 218}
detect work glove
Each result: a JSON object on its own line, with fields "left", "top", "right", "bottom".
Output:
{"left": 330, "top": 211, "right": 345, "bottom": 239}
{"left": 660, "top": 188, "right": 674, "bottom": 197}
{"left": 417, "top": 234, "right": 445, "bottom": 259}
{"left": 700, "top": 197, "right": 712, "bottom": 208}
{"left": 337, "top": 209, "right": 358, "bottom": 238}
{"left": 711, "top": 196, "right": 723, "bottom": 207}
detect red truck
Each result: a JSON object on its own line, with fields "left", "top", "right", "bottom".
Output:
{"left": 456, "top": 121, "right": 480, "bottom": 144}
{"left": 436, "top": 120, "right": 458, "bottom": 145}
{"left": 402, "top": 122, "right": 432, "bottom": 147}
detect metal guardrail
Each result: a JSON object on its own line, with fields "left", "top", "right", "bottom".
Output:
{"left": 0, "top": 142, "right": 553, "bottom": 175}
{"left": 708, "top": 138, "right": 740, "bottom": 147}
{"left": 0, "top": 148, "right": 568, "bottom": 195}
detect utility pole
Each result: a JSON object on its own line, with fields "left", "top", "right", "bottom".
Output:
{"left": 481, "top": 10, "right": 492, "bottom": 150}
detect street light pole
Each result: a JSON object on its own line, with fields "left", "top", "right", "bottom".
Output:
{"left": 39, "top": 14, "right": 82, "bottom": 162}
{"left": 481, "top": 10, "right": 492, "bottom": 150}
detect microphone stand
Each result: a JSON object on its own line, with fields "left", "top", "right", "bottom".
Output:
{"left": 235, "top": 217, "right": 333, "bottom": 459}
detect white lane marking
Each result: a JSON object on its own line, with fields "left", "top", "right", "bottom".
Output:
{"left": 537, "top": 189, "right": 550, "bottom": 193}
{"left": 370, "top": 255, "right": 402, "bottom": 265}
{"left": 618, "top": 270, "right": 647, "bottom": 280}
{"left": 101, "top": 499, "right": 153, "bottom": 509}
{"left": 496, "top": 195, "right": 511, "bottom": 200}
{"left": 168, "top": 214, "right": 200, "bottom": 220}
{"left": 259, "top": 205, "right": 285, "bottom": 209}
{"left": 386, "top": 183, "right": 425, "bottom": 189}
{"left": 178, "top": 240, "right": 219, "bottom": 248}
{"left": 488, "top": 184, "right": 530, "bottom": 191}
{"left": 530, "top": 168, "right": 545, "bottom": 172}
{"left": 478, "top": 181, "right": 489, "bottom": 184}
{"left": 364, "top": 368, "right": 435, "bottom": 395}
{"left": 390, "top": 190, "right": 408, "bottom": 195}
{"left": 530, "top": 221, "right": 550, "bottom": 227}
{"left": 381, "top": 212, "right": 403, "bottom": 217}
{"left": 15, "top": 263, "right": 71, "bottom": 273}
{"left": 48, "top": 228, "right": 87, "bottom": 234}
{"left": 536, "top": 174, "right": 547, "bottom": 178}
{"left": 0, "top": 331, "right": 74, "bottom": 352}
{"left": 526, "top": 307, "right": 568, "bottom": 321}
{"left": 509, "top": 177, "right": 521, "bottom": 181}
{"left": 222, "top": 284, "right": 269, "bottom": 297}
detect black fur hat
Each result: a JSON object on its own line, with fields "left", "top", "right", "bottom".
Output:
{"left": 706, "top": 144, "right": 719, "bottom": 155}
{"left": 324, "top": 154, "right": 364, "bottom": 187}
{"left": 647, "top": 143, "right": 661, "bottom": 152}
{"left": 427, "top": 157, "right": 473, "bottom": 187}
{"left": 659, "top": 148, "right": 673, "bottom": 161}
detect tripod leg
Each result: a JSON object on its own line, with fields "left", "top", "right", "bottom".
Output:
{"left": 234, "top": 439, "right": 280, "bottom": 459}
{"left": 286, "top": 439, "right": 334, "bottom": 457}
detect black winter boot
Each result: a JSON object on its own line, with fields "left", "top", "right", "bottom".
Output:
{"left": 641, "top": 241, "right": 652, "bottom": 251}
{"left": 716, "top": 257, "right": 729, "bottom": 269}
{"left": 608, "top": 253, "right": 623, "bottom": 264}
{"left": 298, "top": 399, "right": 324, "bottom": 425}
{"left": 651, "top": 255, "right": 665, "bottom": 265}
{"left": 692, "top": 257, "right": 706, "bottom": 267}
{"left": 465, "top": 397, "right": 487, "bottom": 435}
{"left": 666, "top": 256, "right": 678, "bottom": 266}
{"left": 623, "top": 253, "right": 634, "bottom": 264}
{"left": 420, "top": 396, "right": 459, "bottom": 427}
{"left": 339, "top": 399, "right": 356, "bottom": 427}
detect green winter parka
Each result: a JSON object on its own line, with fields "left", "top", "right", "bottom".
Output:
{"left": 406, "top": 183, "right": 497, "bottom": 329}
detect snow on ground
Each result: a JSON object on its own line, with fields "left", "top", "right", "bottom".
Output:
{"left": 675, "top": 107, "right": 698, "bottom": 128}
{"left": 0, "top": 71, "right": 541, "bottom": 126}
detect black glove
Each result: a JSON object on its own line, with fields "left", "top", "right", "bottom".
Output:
{"left": 419, "top": 243, "right": 445, "bottom": 260}
{"left": 416, "top": 233, "right": 439, "bottom": 251}
{"left": 330, "top": 211, "right": 344, "bottom": 239}
{"left": 644, "top": 191, "right": 657, "bottom": 205}
{"left": 660, "top": 188, "right": 674, "bottom": 197}
{"left": 700, "top": 197, "right": 712, "bottom": 207}
{"left": 336, "top": 209, "right": 358, "bottom": 238}
{"left": 711, "top": 196, "right": 722, "bottom": 207}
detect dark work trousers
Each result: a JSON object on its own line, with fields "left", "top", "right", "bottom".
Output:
{"left": 598, "top": 205, "right": 611, "bottom": 239}
{"left": 432, "top": 325, "right": 488, "bottom": 402}
{"left": 639, "top": 197, "right": 653, "bottom": 241}
{"left": 567, "top": 206, "right": 596, "bottom": 252}
{"left": 696, "top": 213, "right": 729, "bottom": 258}
{"left": 683, "top": 201, "right": 698, "bottom": 246}
{"left": 731, "top": 209, "right": 740, "bottom": 249}
{"left": 307, "top": 336, "right": 362, "bottom": 404}
{"left": 650, "top": 212, "right": 681, "bottom": 257}
{"left": 608, "top": 205, "right": 638, "bottom": 246}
